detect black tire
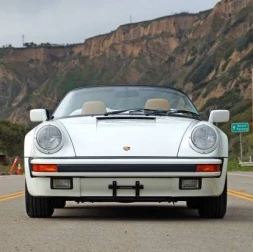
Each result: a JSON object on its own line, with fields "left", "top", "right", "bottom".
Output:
{"left": 53, "top": 199, "right": 66, "bottom": 208}
{"left": 186, "top": 200, "right": 199, "bottom": 209}
{"left": 25, "top": 182, "right": 54, "bottom": 218}
{"left": 198, "top": 177, "right": 227, "bottom": 219}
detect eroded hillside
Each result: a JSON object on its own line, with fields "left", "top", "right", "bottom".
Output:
{"left": 0, "top": 0, "right": 253, "bottom": 146}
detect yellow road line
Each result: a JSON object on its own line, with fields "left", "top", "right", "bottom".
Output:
{"left": 1, "top": 189, "right": 253, "bottom": 203}
{"left": 0, "top": 191, "right": 25, "bottom": 202}
{"left": 228, "top": 189, "right": 253, "bottom": 202}
{"left": 228, "top": 189, "right": 253, "bottom": 199}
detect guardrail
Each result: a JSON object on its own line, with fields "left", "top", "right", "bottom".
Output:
{"left": 239, "top": 162, "right": 253, "bottom": 167}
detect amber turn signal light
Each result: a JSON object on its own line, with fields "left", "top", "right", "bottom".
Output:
{"left": 196, "top": 164, "right": 221, "bottom": 172}
{"left": 32, "top": 164, "right": 58, "bottom": 172}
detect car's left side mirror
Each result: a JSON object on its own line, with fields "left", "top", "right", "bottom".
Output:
{"left": 208, "top": 110, "right": 230, "bottom": 124}
{"left": 30, "top": 109, "right": 49, "bottom": 122}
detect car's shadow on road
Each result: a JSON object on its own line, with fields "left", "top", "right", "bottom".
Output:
{"left": 53, "top": 204, "right": 206, "bottom": 221}
{"left": 51, "top": 203, "right": 253, "bottom": 221}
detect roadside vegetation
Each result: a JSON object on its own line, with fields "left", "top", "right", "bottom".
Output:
{"left": 0, "top": 120, "right": 30, "bottom": 158}
{"left": 0, "top": 165, "right": 9, "bottom": 173}
{"left": 228, "top": 156, "right": 253, "bottom": 171}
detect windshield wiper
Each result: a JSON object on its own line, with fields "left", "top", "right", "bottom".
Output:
{"left": 141, "top": 109, "right": 201, "bottom": 118}
{"left": 167, "top": 110, "right": 201, "bottom": 118}
{"left": 104, "top": 108, "right": 201, "bottom": 118}
{"left": 104, "top": 108, "right": 167, "bottom": 116}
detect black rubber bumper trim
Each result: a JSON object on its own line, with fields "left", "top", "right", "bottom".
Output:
{"left": 57, "top": 164, "right": 196, "bottom": 172}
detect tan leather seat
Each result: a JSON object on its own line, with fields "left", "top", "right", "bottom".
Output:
{"left": 81, "top": 101, "right": 106, "bottom": 115}
{"left": 145, "top": 99, "right": 170, "bottom": 110}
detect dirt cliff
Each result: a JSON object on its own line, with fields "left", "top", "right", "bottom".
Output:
{"left": 0, "top": 0, "right": 253, "bottom": 130}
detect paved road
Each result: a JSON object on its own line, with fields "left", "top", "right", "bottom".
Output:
{"left": 0, "top": 173, "right": 252, "bottom": 252}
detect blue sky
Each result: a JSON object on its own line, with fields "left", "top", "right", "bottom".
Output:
{"left": 0, "top": 0, "right": 220, "bottom": 47}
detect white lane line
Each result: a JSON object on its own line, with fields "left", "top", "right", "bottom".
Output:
{"left": 228, "top": 173, "right": 253, "bottom": 178}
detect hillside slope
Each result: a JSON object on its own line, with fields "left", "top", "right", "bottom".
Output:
{"left": 0, "top": 0, "right": 253, "bottom": 136}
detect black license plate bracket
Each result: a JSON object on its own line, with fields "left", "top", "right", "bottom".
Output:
{"left": 108, "top": 181, "right": 144, "bottom": 197}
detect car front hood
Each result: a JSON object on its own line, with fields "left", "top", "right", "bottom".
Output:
{"left": 59, "top": 116, "right": 196, "bottom": 157}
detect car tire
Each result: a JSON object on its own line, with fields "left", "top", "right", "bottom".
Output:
{"left": 53, "top": 199, "right": 66, "bottom": 208}
{"left": 186, "top": 200, "right": 199, "bottom": 209}
{"left": 25, "top": 182, "right": 54, "bottom": 218}
{"left": 198, "top": 177, "right": 227, "bottom": 219}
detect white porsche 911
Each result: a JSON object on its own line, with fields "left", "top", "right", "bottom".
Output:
{"left": 24, "top": 85, "right": 230, "bottom": 218}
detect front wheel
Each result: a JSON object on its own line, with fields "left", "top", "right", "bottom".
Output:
{"left": 198, "top": 178, "right": 227, "bottom": 219}
{"left": 25, "top": 182, "right": 54, "bottom": 218}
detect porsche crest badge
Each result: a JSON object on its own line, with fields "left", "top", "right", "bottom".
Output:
{"left": 123, "top": 146, "right": 131, "bottom": 151}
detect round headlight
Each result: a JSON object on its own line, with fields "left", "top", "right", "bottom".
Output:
{"left": 191, "top": 125, "right": 217, "bottom": 151}
{"left": 36, "top": 125, "right": 62, "bottom": 152}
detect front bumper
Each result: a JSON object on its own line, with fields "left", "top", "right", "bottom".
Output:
{"left": 25, "top": 157, "right": 227, "bottom": 200}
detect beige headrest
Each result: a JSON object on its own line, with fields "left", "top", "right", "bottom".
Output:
{"left": 81, "top": 101, "right": 106, "bottom": 115}
{"left": 145, "top": 99, "right": 170, "bottom": 110}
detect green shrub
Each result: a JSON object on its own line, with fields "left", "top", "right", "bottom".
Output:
{"left": 0, "top": 121, "right": 30, "bottom": 157}
{"left": 190, "top": 46, "right": 198, "bottom": 56}
{"left": 230, "top": 99, "right": 251, "bottom": 117}
{"left": 174, "top": 45, "right": 185, "bottom": 54}
{"left": 201, "top": 90, "right": 240, "bottom": 111}
{"left": 223, "top": 47, "right": 234, "bottom": 60}
{"left": 189, "top": 56, "right": 215, "bottom": 84}
{"left": 198, "top": 39, "right": 214, "bottom": 55}
{"left": 230, "top": 6, "right": 253, "bottom": 30}
{"left": 240, "top": 49, "right": 253, "bottom": 63}
{"left": 221, "top": 59, "right": 231, "bottom": 72}
{"left": 227, "top": 63, "right": 241, "bottom": 79}
{"left": 202, "top": 80, "right": 218, "bottom": 98}
{"left": 235, "top": 29, "right": 253, "bottom": 52}
{"left": 183, "top": 57, "right": 195, "bottom": 66}
{"left": 192, "top": 80, "right": 210, "bottom": 92}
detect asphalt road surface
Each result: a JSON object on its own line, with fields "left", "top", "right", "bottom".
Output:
{"left": 0, "top": 173, "right": 252, "bottom": 252}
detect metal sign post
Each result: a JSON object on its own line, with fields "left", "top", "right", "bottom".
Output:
{"left": 251, "top": 67, "right": 253, "bottom": 162}
{"left": 231, "top": 122, "right": 249, "bottom": 162}
{"left": 240, "top": 132, "right": 243, "bottom": 162}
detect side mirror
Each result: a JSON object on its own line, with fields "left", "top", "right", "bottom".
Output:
{"left": 30, "top": 109, "right": 49, "bottom": 122}
{"left": 208, "top": 110, "right": 230, "bottom": 124}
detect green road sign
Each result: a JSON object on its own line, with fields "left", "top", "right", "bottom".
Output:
{"left": 231, "top": 122, "right": 249, "bottom": 133}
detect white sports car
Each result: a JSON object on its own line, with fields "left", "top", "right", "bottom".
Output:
{"left": 24, "top": 85, "right": 230, "bottom": 218}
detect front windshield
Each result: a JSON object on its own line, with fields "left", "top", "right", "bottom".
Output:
{"left": 52, "top": 86, "right": 199, "bottom": 118}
